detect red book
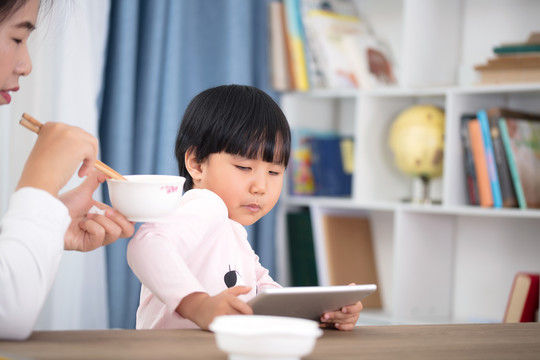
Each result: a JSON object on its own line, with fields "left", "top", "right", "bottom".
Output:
{"left": 503, "top": 272, "right": 539, "bottom": 322}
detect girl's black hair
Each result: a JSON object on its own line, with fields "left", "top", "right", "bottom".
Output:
{"left": 175, "top": 85, "right": 291, "bottom": 191}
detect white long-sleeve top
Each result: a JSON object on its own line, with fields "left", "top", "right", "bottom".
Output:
{"left": 127, "top": 189, "right": 280, "bottom": 329}
{"left": 0, "top": 188, "right": 69, "bottom": 340}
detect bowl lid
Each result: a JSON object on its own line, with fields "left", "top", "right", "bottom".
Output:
{"left": 209, "top": 315, "right": 323, "bottom": 337}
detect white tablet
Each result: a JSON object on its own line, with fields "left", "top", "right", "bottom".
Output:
{"left": 247, "top": 284, "right": 377, "bottom": 321}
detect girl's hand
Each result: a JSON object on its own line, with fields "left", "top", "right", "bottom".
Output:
{"left": 320, "top": 300, "right": 363, "bottom": 331}
{"left": 320, "top": 282, "right": 364, "bottom": 331}
{"left": 17, "top": 122, "right": 98, "bottom": 196}
{"left": 177, "top": 286, "right": 253, "bottom": 330}
{"left": 59, "top": 171, "right": 134, "bottom": 252}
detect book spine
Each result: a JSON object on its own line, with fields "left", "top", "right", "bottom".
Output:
{"left": 493, "top": 44, "right": 540, "bottom": 54}
{"left": 300, "top": 12, "right": 325, "bottom": 89}
{"left": 309, "top": 135, "right": 352, "bottom": 197}
{"left": 488, "top": 114, "right": 517, "bottom": 207}
{"left": 520, "top": 274, "right": 539, "bottom": 322}
{"left": 467, "top": 119, "right": 493, "bottom": 207}
{"left": 269, "top": 1, "right": 291, "bottom": 92}
{"left": 286, "top": 209, "right": 318, "bottom": 286}
{"left": 477, "top": 110, "right": 503, "bottom": 208}
{"left": 498, "top": 118, "right": 527, "bottom": 209}
{"left": 289, "top": 129, "right": 316, "bottom": 196}
{"left": 503, "top": 272, "right": 540, "bottom": 322}
{"left": 460, "top": 115, "right": 479, "bottom": 205}
{"left": 283, "top": 0, "right": 310, "bottom": 91}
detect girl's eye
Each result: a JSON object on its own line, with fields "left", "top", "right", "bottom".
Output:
{"left": 269, "top": 171, "right": 281, "bottom": 176}
{"left": 235, "top": 165, "right": 250, "bottom": 171}
{"left": 13, "top": 38, "right": 22, "bottom": 44}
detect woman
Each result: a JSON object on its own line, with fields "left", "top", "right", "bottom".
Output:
{"left": 0, "top": 0, "right": 134, "bottom": 340}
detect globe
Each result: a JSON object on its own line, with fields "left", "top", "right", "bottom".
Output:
{"left": 388, "top": 104, "right": 445, "bottom": 179}
{"left": 388, "top": 105, "right": 445, "bottom": 203}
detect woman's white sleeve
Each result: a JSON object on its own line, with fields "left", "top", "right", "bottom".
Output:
{"left": 0, "top": 188, "right": 69, "bottom": 340}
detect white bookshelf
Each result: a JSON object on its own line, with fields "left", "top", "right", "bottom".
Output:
{"left": 276, "top": 0, "right": 540, "bottom": 325}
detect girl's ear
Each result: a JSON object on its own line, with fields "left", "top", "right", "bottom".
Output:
{"left": 185, "top": 147, "right": 203, "bottom": 183}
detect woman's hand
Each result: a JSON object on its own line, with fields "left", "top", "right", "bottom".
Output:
{"left": 17, "top": 122, "right": 98, "bottom": 196}
{"left": 59, "top": 171, "right": 134, "bottom": 252}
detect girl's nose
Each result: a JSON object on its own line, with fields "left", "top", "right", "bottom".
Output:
{"left": 250, "top": 172, "right": 267, "bottom": 195}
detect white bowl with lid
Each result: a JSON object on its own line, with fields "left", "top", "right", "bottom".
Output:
{"left": 209, "top": 315, "right": 323, "bottom": 360}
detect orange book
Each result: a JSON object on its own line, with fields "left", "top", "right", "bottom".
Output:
{"left": 468, "top": 119, "right": 493, "bottom": 207}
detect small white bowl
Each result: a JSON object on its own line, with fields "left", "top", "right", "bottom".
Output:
{"left": 209, "top": 315, "right": 322, "bottom": 360}
{"left": 106, "top": 175, "right": 185, "bottom": 222}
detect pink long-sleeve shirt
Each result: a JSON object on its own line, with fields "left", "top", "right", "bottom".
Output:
{"left": 127, "top": 189, "right": 280, "bottom": 329}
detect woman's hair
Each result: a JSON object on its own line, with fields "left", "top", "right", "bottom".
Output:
{"left": 0, "top": 0, "right": 53, "bottom": 26}
{"left": 175, "top": 84, "right": 291, "bottom": 191}
{"left": 0, "top": 0, "right": 27, "bottom": 23}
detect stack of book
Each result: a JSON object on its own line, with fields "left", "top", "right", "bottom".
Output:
{"left": 460, "top": 107, "right": 540, "bottom": 209}
{"left": 474, "top": 32, "right": 540, "bottom": 85}
{"left": 268, "top": 0, "right": 396, "bottom": 91}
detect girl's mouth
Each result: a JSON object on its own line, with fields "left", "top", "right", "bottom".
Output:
{"left": 244, "top": 204, "right": 261, "bottom": 212}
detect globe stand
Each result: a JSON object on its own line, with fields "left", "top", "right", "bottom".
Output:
{"left": 401, "top": 175, "right": 440, "bottom": 204}
{"left": 419, "top": 175, "right": 432, "bottom": 205}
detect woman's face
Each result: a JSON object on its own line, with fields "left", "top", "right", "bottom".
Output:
{"left": 0, "top": 0, "right": 39, "bottom": 106}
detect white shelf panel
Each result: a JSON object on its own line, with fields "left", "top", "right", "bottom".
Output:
{"left": 397, "top": 204, "right": 540, "bottom": 219}
{"left": 452, "top": 83, "right": 540, "bottom": 95}
{"left": 281, "top": 89, "right": 358, "bottom": 99}
{"left": 282, "top": 196, "right": 396, "bottom": 212}
{"left": 283, "top": 197, "right": 540, "bottom": 219}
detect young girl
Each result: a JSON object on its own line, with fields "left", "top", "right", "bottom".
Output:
{"left": 127, "top": 85, "right": 362, "bottom": 331}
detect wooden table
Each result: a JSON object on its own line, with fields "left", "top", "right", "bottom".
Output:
{"left": 0, "top": 323, "right": 539, "bottom": 359}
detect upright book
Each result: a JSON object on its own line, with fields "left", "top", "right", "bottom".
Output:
{"left": 477, "top": 109, "right": 503, "bottom": 208}
{"left": 503, "top": 272, "right": 539, "bottom": 323}
{"left": 268, "top": 1, "right": 292, "bottom": 91}
{"left": 460, "top": 114, "right": 479, "bottom": 205}
{"left": 286, "top": 208, "right": 318, "bottom": 286}
{"left": 485, "top": 108, "right": 518, "bottom": 207}
{"left": 499, "top": 119, "right": 527, "bottom": 209}
{"left": 499, "top": 116, "right": 540, "bottom": 209}
{"left": 467, "top": 119, "right": 493, "bottom": 207}
{"left": 308, "top": 134, "right": 353, "bottom": 196}
{"left": 321, "top": 214, "right": 381, "bottom": 308}
{"left": 283, "top": 0, "right": 310, "bottom": 91}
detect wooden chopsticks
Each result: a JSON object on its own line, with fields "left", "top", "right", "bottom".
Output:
{"left": 19, "top": 113, "right": 127, "bottom": 181}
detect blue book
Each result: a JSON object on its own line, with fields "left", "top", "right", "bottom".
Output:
{"left": 477, "top": 109, "right": 503, "bottom": 208}
{"left": 308, "top": 135, "right": 352, "bottom": 197}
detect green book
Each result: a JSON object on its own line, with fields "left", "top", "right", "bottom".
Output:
{"left": 494, "top": 44, "right": 540, "bottom": 54}
{"left": 286, "top": 208, "right": 318, "bottom": 286}
{"left": 499, "top": 118, "right": 527, "bottom": 209}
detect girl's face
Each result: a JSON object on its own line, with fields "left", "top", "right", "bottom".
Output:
{"left": 0, "top": 0, "right": 38, "bottom": 106}
{"left": 189, "top": 151, "right": 285, "bottom": 226}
